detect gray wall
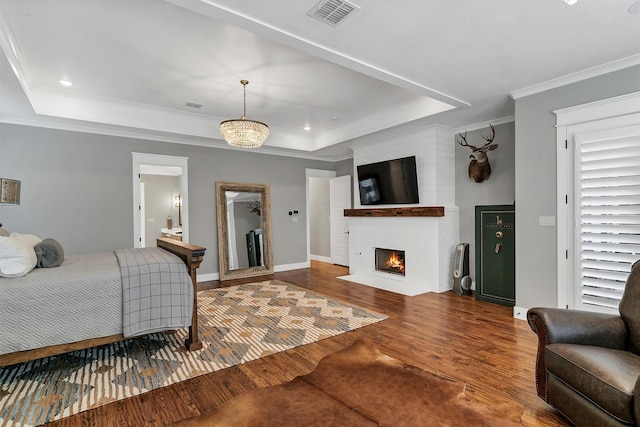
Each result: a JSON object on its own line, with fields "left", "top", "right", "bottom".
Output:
{"left": 0, "top": 124, "right": 336, "bottom": 275}
{"left": 514, "top": 64, "right": 640, "bottom": 310}
{"left": 309, "top": 177, "right": 330, "bottom": 258}
{"left": 455, "top": 122, "right": 515, "bottom": 282}
{"left": 140, "top": 174, "right": 181, "bottom": 247}
{"left": 334, "top": 158, "right": 353, "bottom": 177}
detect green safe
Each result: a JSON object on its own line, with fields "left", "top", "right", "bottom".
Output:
{"left": 475, "top": 204, "right": 515, "bottom": 306}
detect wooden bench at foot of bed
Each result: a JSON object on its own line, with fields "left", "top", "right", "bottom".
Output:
{"left": 156, "top": 238, "right": 205, "bottom": 352}
{"left": 0, "top": 238, "right": 205, "bottom": 367}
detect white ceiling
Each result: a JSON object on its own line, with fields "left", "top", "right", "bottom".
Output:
{"left": 1, "top": 0, "right": 639, "bottom": 160}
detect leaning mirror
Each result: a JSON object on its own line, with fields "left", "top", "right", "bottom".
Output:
{"left": 216, "top": 181, "right": 273, "bottom": 280}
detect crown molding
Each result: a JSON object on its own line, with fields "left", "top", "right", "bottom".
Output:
{"left": 553, "top": 91, "right": 640, "bottom": 126}
{"left": 510, "top": 54, "right": 640, "bottom": 100}
{"left": 0, "top": 116, "right": 342, "bottom": 162}
{"left": 453, "top": 115, "right": 515, "bottom": 134}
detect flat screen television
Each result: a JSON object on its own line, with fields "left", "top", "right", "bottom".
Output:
{"left": 357, "top": 156, "right": 419, "bottom": 205}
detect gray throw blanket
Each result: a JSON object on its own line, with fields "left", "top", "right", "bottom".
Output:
{"left": 115, "top": 247, "right": 193, "bottom": 338}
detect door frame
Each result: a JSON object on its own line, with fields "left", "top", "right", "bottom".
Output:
{"left": 132, "top": 153, "right": 189, "bottom": 248}
{"left": 306, "top": 169, "right": 336, "bottom": 265}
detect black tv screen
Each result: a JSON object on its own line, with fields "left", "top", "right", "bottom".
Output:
{"left": 357, "top": 156, "right": 419, "bottom": 205}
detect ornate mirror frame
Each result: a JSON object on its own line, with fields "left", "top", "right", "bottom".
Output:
{"left": 216, "top": 181, "right": 274, "bottom": 280}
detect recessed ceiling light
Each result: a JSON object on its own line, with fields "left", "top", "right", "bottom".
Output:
{"left": 563, "top": 0, "right": 578, "bottom": 4}
{"left": 304, "top": 125, "right": 311, "bottom": 131}
{"left": 59, "top": 79, "right": 73, "bottom": 87}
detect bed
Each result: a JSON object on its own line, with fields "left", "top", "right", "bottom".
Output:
{"left": 0, "top": 238, "right": 205, "bottom": 367}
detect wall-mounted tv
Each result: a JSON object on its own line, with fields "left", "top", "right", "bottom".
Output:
{"left": 357, "top": 156, "right": 419, "bottom": 205}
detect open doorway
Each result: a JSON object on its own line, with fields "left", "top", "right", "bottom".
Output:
{"left": 306, "top": 169, "right": 351, "bottom": 267}
{"left": 132, "top": 153, "right": 189, "bottom": 248}
{"left": 308, "top": 175, "right": 332, "bottom": 263}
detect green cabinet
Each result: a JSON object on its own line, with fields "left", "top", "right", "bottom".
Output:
{"left": 475, "top": 205, "right": 515, "bottom": 306}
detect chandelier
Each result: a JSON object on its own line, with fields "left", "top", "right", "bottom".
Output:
{"left": 220, "top": 80, "right": 269, "bottom": 149}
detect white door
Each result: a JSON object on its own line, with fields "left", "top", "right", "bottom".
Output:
{"left": 330, "top": 175, "right": 351, "bottom": 266}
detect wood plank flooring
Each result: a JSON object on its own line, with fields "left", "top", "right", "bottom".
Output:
{"left": 47, "top": 261, "right": 568, "bottom": 426}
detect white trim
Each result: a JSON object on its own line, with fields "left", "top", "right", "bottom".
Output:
{"left": 197, "top": 272, "right": 220, "bottom": 282}
{"left": 511, "top": 55, "right": 640, "bottom": 100}
{"left": 274, "top": 261, "right": 310, "bottom": 272}
{"left": 513, "top": 306, "right": 528, "bottom": 321}
{"left": 453, "top": 115, "right": 515, "bottom": 134}
{"left": 554, "top": 91, "right": 640, "bottom": 126}
{"left": 556, "top": 125, "right": 570, "bottom": 309}
{"left": 204, "top": 262, "right": 315, "bottom": 279}
{"left": 0, "top": 116, "right": 351, "bottom": 162}
{"left": 310, "top": 254, "right": 332, "bottom": 263}
{"left": 132, "top": 153, "right": 189, "bottom": 248}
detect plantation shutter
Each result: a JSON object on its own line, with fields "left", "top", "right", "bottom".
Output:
{"left": 576, "top": 127, "right": 640, "bottom": 310}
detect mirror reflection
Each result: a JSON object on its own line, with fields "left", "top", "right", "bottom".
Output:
{"left": 225, "top": 191, "right": 264, "bottom": 269}
{"left": 216, "top": 182, "right": 273, "bottom": 280}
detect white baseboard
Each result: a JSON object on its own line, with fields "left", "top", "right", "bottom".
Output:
{"left": 274, "top": 262, "right": 310, "bottom": 272}
{"left": 310, "top": 255, "right": 331, "bottom": 263}
{"left": 513, "top": 306, "right": 528, "bottom": 321}
{"left": 197, "top": 272, "right": 219, "bottom": 282}
{"left": 197, "top": 262, "right": 310, "bottom": 282}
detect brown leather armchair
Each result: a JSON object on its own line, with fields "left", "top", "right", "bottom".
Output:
{"left": 527, "top": 260, "right": 640, "bottom": 427}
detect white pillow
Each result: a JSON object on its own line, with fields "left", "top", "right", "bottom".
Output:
{"left": 9, "top": 232, "right": 42, "bottom": 247}
{"left": 0, "top": 236, "right": 38, "bottom": 277}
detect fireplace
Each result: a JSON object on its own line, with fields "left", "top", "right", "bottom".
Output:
{"left": 375, "top": 248, "right": 405, "bottom": 276}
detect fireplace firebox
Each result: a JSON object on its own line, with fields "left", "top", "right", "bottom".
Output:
{"left": 375, "top": 248, "right": 405, "bottom": 276}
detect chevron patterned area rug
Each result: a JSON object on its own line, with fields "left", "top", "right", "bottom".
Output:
{"left": 0, "top": 280, "right": 387, "bottom": 427}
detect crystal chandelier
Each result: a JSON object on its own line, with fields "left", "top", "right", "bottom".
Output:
{"left": 220, "top": 80, "right": 269, "bottom": 149}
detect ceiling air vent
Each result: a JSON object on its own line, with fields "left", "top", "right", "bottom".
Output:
{"left": 185, "top": 102, "right": 203, "bottom": 109}
{"left": 308, "top": 0, "right": 359, "bottom": 27}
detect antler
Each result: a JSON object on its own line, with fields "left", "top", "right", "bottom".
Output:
{"left": 456, "top": 131, "right": 477, "bottom": 149}
{"left": 481, "top": 124, "right": 496, "bottom": 146}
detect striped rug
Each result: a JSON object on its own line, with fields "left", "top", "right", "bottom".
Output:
{"left": 0, "top": 280, "right": 387, "bottom": 426}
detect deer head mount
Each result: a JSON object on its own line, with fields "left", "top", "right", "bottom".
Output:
{"left": 457, "top": 124, "right": 498, "bottom": 183}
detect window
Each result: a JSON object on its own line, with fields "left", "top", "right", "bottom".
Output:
{"left": 556, "top": 92, "right": 640, "bottom": 313}
{"left": 575, "top": 128, "right": 640, "bottom": 310}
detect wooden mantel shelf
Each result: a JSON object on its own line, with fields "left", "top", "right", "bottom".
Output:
{"left": 344, "top": 207, "right": 445, "bottom": 217}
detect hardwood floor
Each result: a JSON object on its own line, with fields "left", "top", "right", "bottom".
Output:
{"left": 47, "top": 261, "right": 568, "bottom": 426}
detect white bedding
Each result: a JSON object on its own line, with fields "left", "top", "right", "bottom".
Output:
{"left": 0, "top": 252, "right": 122, "bottom": 355}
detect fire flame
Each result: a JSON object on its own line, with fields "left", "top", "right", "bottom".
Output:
{"left": 385, "top": 252, "right": 405, "bottom": 273}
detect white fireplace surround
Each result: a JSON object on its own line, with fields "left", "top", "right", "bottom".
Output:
{"left": 340, "top": 124, "right": 459, "bottom": 296}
